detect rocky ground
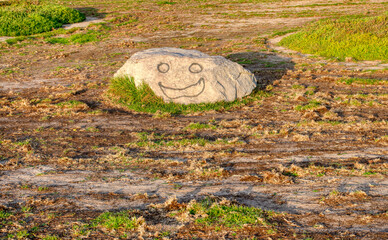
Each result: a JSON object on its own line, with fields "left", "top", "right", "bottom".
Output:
{"left": 0, "top": 0, "right": 387, "bottom": 239}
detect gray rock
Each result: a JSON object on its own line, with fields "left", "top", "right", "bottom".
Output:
{"left": 114, "top": 47, "right": 257, "bottom": 104}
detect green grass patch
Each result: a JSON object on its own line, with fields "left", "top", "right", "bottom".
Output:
{"left": 295, "top": 100, "right": 321, "bottom": 111}
{"left": 56, "top": 100, "right": 85, "bottom": 108}
{"left": 62, "top": 210, "right": 144, "bottom": 238}
{"left": 46, "top": 30, "right": 106, "bottom": 45}
{"left": 45, "top": 28, "right": 107, "bottom": 45}
{"left": 236, "top": 58, "right": 254, "bottom": 64}
{"left": 185, "top": 122, "right": 217, "bottom": 130}
{"left": 270, "top": 28, "right": 298, "bottom": 38}
{"left": 0, "top": 1, "right": 85, "bottom": 36}
{"left": 363, "top": 171, "right": 377, "bottom": 176}
{"left": 128, "top": 132, "right": 233, "bottom": 149}
{"left": 282, "top": 171, "right": 298, "bottom": 177}
{"left": 190, "top": 198, "right": 273, "bottom": 228}
{"left": 93, "top": 211, "right": 143, "bottom": 231}
{"left": 4, "top": 36, "right": 26, "bottom": 45}
{"left": 337, "top": 77, "right": 388, "bottom": 85}
{"left": 0, "top": 210, "right": 12, "bottom": 219}
{"left": 157, "top": 1, "right": 177, "bottom": 6}
{"left": 109, "top": 15, "right": 138, "bottom": 27}
{"left": 46, "top": 37, "right": 69, "bottom": 44}
{"left": 279, "top": 13, "right": 388, "bottom": 61}
{"left": 5, "top": 38, "right": 17, "bottom": 45}
{"left": 108, "top": 76, "right": 271, "bottom": 115}
{"left": 34, "top": 27, "right": 69, "bottom": 39}
{"left": 69, "top": 30, "right": 103, "bottom": 44}
{"left": 16, "top": 230, "right": 30, "bottom": 239}
{"left": 42, "top": 235, "right": 59, "bottom": 240}
{"left": 292, "top": 84, "right": 305, "bottom": 89}
{"left": 317, "top": 120, "right": 342, "bottom": 126}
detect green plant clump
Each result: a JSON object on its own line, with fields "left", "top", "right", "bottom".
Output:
{"left": 93, "top": 211, "right": 143, "bottom": 231}
{"left": 108, "top": 76, "right": 271, "bottom": 114}
{"left": 338, "top": 77, "right": 388, "bottom": 85}
{"left": 56, "top": 100, "right": 85, "bottom": 108}
{"left": 189, "top": 198, "right": 273, "bottom": 228}
{"left": 46, "top": 28, "right": 107, "bottom": 45}
{"left": 295, "top": 100, "right": 321, "bottom": 111}
{"left": 279, "top": 13, "right": 388, "bottom": 61}
{"left": 0, "top": 210, "right": 12, "bottom": 219}
{"left": 157, "top": 1, "right": 177, "bottom": 6}
{"left": 0, "top": 1, "right": 85, "bottom": 36}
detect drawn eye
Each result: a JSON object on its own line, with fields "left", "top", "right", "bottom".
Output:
{"left": 189, "top": 63, "right": 203, "bottom": 73}
{"left": 157, "top": 63, "right": 170, "bottom": 73}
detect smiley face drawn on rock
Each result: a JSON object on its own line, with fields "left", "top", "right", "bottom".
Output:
{"left": 157, "top": 62, "right": 206, "bottom": 99}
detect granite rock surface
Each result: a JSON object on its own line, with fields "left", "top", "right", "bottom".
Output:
{"left": 114, "top": 47, "right": 257, "bottom": 104}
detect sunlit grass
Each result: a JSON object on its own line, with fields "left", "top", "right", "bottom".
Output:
{"left": 93, "top": 211, "right": 144, "bottom": 231}
{"left": 56, "top": 100, "right": 86, "bottom": 108}
{"left": 0, "top": 210, "right": 12, "bottom": 219}
{"left": 185, "top": 122, "right": 218, "bottom": 130}
{"left": 193, "top": 201, "right": 272, "bottom": 228}
{"left": 127, "top": 132, "right": 238, "bottom": 149}
{"left": 337, "top": 77, "right": 388, "bottom": 85}
{"left": 0, "top": 0, "right": 85, "bottom": 36}
{"left": 295, "top": 100, "right": 321, "bottom": 111}
{"left": 280, "top": 13, "right": 388, "bottom": 61}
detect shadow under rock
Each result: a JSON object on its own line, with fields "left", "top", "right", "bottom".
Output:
{"left": 227, "top": 51, "right": 295, "bottom": 89}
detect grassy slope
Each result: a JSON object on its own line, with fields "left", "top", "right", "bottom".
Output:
{"left": 279, "top": 13, "right": 388, "bottom": 61}
{"left": 0, "top": 1, "right": 85, "bottom": 36}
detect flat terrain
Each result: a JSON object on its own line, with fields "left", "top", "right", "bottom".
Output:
{"left": 0, "top": 0, "right": 387, "bottom": 239}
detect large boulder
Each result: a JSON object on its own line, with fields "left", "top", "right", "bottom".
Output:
{"left": 114, "top": 47, "right": 257, "bottom": 104}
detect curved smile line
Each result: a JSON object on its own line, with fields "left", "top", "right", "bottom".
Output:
{"left": 158, "top": 78, "right": 205, "bottom": 99}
